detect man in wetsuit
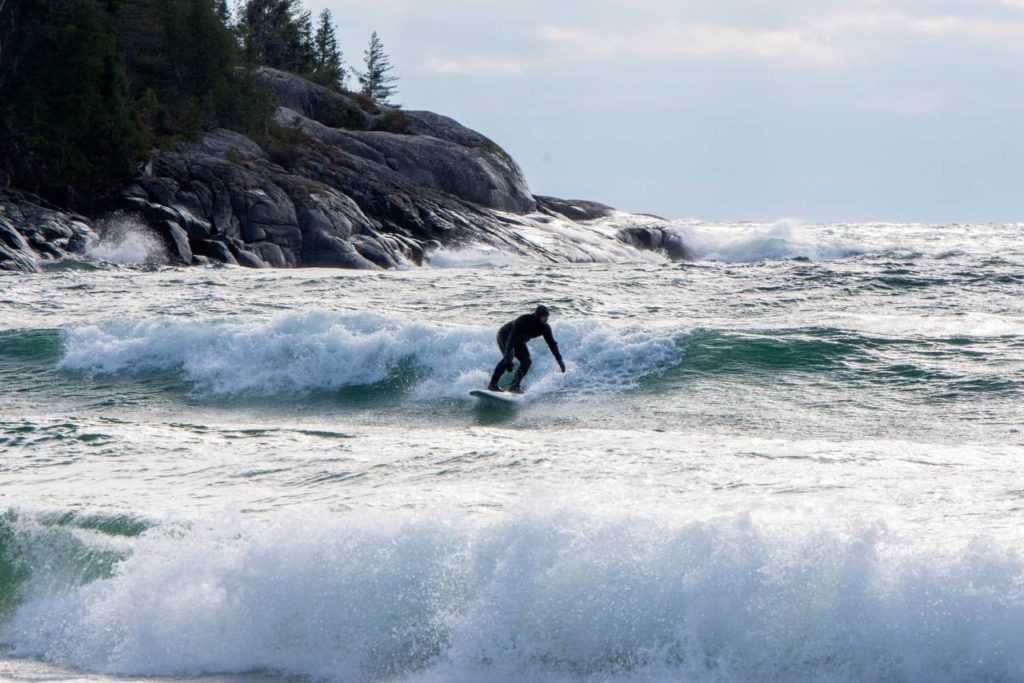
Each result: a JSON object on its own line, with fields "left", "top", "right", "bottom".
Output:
{"left": 488, "top": 305, "right": 566, "bottom": 393}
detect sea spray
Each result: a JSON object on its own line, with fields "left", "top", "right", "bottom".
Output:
{"left": 87, "top": 213, "right": 167, "bottom": 266}
{"left": 664, "top": 218, "right": 867, "bottom": 263}
{"left": 426, "top": 246, "right": 529, "bottom": 269}
{"left": 4, "top": 509, "right": 1024, "bottom": 682}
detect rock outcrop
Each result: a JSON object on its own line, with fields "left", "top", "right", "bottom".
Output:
{"left": 0, "top": 191, "right": 97, "bottom": 272}
{"left": 0, "top": 68, "right": 691, "bottom": 272}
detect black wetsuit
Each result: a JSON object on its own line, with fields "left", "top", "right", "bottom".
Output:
{"left": 489, "top": 314, "right": 564, "bottom": 391}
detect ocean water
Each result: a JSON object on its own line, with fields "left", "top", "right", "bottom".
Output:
{"left": 1, "top": 220, "right": 1022, "bottom": 683}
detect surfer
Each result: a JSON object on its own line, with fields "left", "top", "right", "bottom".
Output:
{"left": 488, "top": 305, "right": 566, "bottom": 393}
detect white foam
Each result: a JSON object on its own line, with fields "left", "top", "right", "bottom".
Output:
{"left": 833, "top": 311, "right": 1024, "bottom": 339}
{"left": 670, "top": 218, "right": 868, "bottom": 263}
{"left": 58, "top": 310, "right": 685, "bottom": 399}
{"left": 425, "top": 247, "right": 528, "bottom": 269}
{"left": 477, "top": 211, "right": 673, "bottom": 265}
{"left": 6, "top": 510, "right": 1024, "bottom": 682}
{"left": 86, "top": 213, "right": 167, "bottom": 266}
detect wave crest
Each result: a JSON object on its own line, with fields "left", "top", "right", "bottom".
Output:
{"left": 4, "top": 510, "right": 1024, "bottom": 682}
{"left": 58, "top": 310, "right": 684, "bottom": 399}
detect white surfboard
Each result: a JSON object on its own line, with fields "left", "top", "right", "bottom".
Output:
{"left": 469, "top": 389, "right": 523, "bottom": 406}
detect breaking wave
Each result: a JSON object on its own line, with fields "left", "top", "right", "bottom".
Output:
{"left": 52, "top": 311, "right": 1021, "bottom": 403}
{"left": 668, "top": 219, "right": 868, "bottom": 263}
{"left": 58, "top": 310, "right": 685, "bottom": 399}
{"left": 423, "top": 218, "right": 871, "bottom": 267}
{"left": 3, "top": 509, "right": 1024, "bottom": 682}
{"left": 425, "top": 247, "right": 528, "bottom": 269}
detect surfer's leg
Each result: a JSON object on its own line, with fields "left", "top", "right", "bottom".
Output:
{"left": 488, "top": 359, "right": 510, "bottom": 391}
{"left": 509, "top": 344, "right": 532, "bottom": 392}
{"left": 489, "top": 329, "right": 514, "bottom": 390}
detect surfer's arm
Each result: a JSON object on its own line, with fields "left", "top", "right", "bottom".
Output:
{"left": 543, "top": 326, "right": 566, "bottom": 372}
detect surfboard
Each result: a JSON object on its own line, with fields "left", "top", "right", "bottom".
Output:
{"left": 469, "top": 389, "right": 523, "bottom": 405}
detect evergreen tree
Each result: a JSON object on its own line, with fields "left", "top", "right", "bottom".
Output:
{"left": 241, "top": 0, "right": 314, "bottom": 74}
{"left": 291, "top": 8, "right": 314, "bottom": 74}
{"left": 0, "top": 0, "right": 29, "bottom": 90}
{"left": 0, "top": 0, "right": 276, "bottom": 197}
{"left": 358, "top": 31, "right": 398, "bottom": 104}
{"left": 1, "top": 0, "right": 145, "bottom": 192}
{"left": 0, "top": 0, "right": 13, "bottom": 83}
{"left": 214, "top": 0, "right": 231, "bottom": 26}
{"left": 311, "top": 8, "right": 344, "bottom": 89}
{"left": 116, "top": 0, "right": 242, "bottom": 135}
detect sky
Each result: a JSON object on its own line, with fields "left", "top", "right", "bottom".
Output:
{"left": 303, "top": 0, "right": 1024, "bottom": 222}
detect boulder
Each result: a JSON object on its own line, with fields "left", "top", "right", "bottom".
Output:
{"left": 252, "top": 67, "right": 364, "bottom": 125}
{"left": 617, "top": 226, "right": 695, "bottom": 261}
{"left": 253, "top": 241, "right": 289, "bottom": 267}
{"left": 155, "top": 220, "right": 193, "bottom": 264}
{"left": 301, "top": 231, "right": 379, "bottom": 269}
{"left": 195, "top": 239, "right": 238, "bottom": 265}
{"left": 535, "top": 196, "right": 616, "bottom": 222}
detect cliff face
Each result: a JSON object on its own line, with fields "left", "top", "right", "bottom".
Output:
{"left": 0, "top": 68, "right": 690, "bottom": 272}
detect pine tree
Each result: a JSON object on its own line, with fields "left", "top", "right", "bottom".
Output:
{"left": 241, "top": 0, "right": 314, "bottom": 74}
{"left": 358, "top": 31, "right": 398, "bottom": 105}
{"left": 1, "top": 0, "right": 276, "bottom": 195}
{"left": 312, "top": 9, "right": 344, "bottom": 89}
{"left": 0, "top": 0, "right": 16, "bottom": 88}
{"left": 291, "top": 8, "right": 314, "bottom": 74}
{"left": 215, "top": 0, "right": 231, "bottom": 26}
{"left": 2, "top": 0, "right": 146, "bottom": 190}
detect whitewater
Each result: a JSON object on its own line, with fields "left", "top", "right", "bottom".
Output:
{"left": 1, "top": 219, "right": 1023, "bottom": 683}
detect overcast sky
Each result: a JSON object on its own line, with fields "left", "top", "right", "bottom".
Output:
{"left": 304, "top": 0, "right": 1023, "bottom": 222}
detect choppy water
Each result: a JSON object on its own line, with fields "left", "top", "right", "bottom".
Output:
{"left": 1, "top": 220, "right": 1023, "bottom": 683}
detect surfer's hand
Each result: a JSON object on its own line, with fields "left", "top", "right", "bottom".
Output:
{"left": 557, "top": 359, "right": 566, "bottom": 373}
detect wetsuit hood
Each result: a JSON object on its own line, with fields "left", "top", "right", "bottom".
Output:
{"left": 534, "top": 305, "right": 550, "bottom": 318}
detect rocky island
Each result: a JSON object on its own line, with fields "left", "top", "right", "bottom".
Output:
{"left": 0, "top": 3, "right": 691, "bottom": 272}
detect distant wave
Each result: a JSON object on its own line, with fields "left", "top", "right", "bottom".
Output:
{"left": 58, "top": 310, "right": 685, "bottom": 399}
{"left": 825, "top": 311, "right": 1024, "bottom": 339}
{"left": 4, "top": 508, "right": 1024, "bottom": 682}
{"left": 668, "top": 218, "right": 869, "bottom": 263}
{"left": 425, "top": 247, "right": 529, "bottom": 269}
{"left": 424, "top": 218, "right": 870, "bottom": 267}
{"left": 677, "top": 327, "right": 1020, "bottom": 397}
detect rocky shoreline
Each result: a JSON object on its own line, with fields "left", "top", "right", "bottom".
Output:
{"left": 1, "top": 68, "right": 691, "bottom": 272}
